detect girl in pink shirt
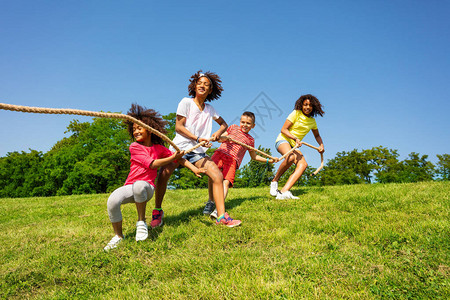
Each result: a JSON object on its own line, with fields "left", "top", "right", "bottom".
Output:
{"left": 104, "top": 104, "right": 205, "bottom": 251}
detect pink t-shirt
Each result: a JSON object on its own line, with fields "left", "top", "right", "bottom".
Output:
{"left": 216, "top": 124, "right": 255, "bottom": 168}
{"left": 124, "top": 142, "right": 173, "bottom": 187}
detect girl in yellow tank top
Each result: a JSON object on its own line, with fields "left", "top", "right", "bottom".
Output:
{"left": 270, "top": 94, "right": 325, "bottom": 200}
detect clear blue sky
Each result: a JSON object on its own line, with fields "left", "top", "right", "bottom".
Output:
{"left": 1, "top": 1, "right": 449, "bottom": 169}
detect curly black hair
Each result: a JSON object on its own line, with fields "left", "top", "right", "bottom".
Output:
{"left": 188, "top": 70, "right": 224, "bottom": 102}
{"left": 126, "top": 103, "right": 168, "bottom": 145}
{"left": 294, "top": 94, "right": 325, "bottom": 117}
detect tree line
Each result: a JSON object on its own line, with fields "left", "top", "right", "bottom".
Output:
{"left": 1, "top": 115, "right": 448, "bottom": 198}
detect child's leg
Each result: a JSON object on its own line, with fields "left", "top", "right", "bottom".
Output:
{"left": 272, "top": 143, "right": 295, "bottom": 182}
{"left": 223, "top": 180, "right": 231, "bottom": 200}
{"left": 208, "top": 177, "right": 213, "bottom": 202}
{"left": 111, "top": 221, "right": 123, "bottom": 238}
{"left": 280, "top": 154, "right": 308, "bottom": 193}
{"left": 132, "top": 181, "right": 154, "bottom": 241}
{"left": 209, "top": 179, "right": 231, "bottom": 220}
{"left": 107, "top": 185, "right": 136, "bottom": 238}
{"left": 154, "top": 162, "right": 178, "bottom": 209}
{"left": 132, "top": 181, "right": 155, "bottom": 221}
{"left": 202, "top": 178, "right": 216, "bottom": 215}
{"left": 195, "top": 158, "right": 225, "bottom": 217}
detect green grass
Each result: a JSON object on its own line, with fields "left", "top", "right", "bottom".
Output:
{"left": 0, "top": 182, "right": 448, "bottom": 299}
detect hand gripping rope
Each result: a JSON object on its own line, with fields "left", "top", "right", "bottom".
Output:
{"left": 225, "top": 137, "right": 324, "bottom": 176}
{"left": 0, "top": 102, "right": 324, "bottom": 175}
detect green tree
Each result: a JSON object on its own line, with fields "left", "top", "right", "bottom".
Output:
{"left": 163, "top": 112, "right": 176, "bottom": 141}
{"left": 0, "top": 150, "right": 45, "bottom": 198}
{"left": 169, "top": 147, "right": 215, "bottom": 189}
{"left": 319, "top": 146, "right": 409, "bottom": 185}
{"left": 435, "top": 154, "right": 450, "bottom": 181}
{"left": 234, "top": 146, "right": 274, "bottom": 188}
{"left": 55, "top": 117, "right": 130, "bottom": 195}
{"left": 399, "top": 152, "right": 435, "bottom": 182}
{"left": 374, "top": 151, "right": 435, "bottom": 183}
{"left": 319, "top": 149, "right": 368, "bottom": 185}
{"left": 31, "top": 117, "right": 130, "bottom": 196}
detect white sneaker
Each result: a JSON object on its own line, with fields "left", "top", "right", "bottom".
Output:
{"left": 270, "top": 181, "right": 279, "bottom": 197}
{"left": 136, "top": 221, "right": 148, "bottom": 241}
{"left": 276, "top": 190, "right": 299, "bottom": 200}
{"left": 104, "top": 235, "right": 123, "bottom": 251}
{"left": 209, "top": 209, "right": 218, "bottom": 221}
{"left": 287, "top": 191, "right": 300, "bottom": 199}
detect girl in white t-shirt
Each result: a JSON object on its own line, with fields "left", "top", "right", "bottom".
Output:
{"left": 170, "top": 70, "right": 241, "bottom": 227}
{"left": 270, "top": 94, "right": 325, "bottom": 200}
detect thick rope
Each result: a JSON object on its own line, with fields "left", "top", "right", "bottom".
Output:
{"left": 184, "top": 139, "right": 211, "bottom": 154}
{"left": 0, "top": 102, "right": 181, "bottom": 152}
{"left": 225, "top": 137, "right": 323, "bottom": 175}
{"left": 278, "top": 141, "right": 324, "bottom": 176}
{"left": 278, "top": 144, "right": 299, "bottom": 161}
{"left": 1, "top": 102, "right": 324, "bottom": 174}
{"left": 226, "top": 137, "right": 277, "bottom": 160}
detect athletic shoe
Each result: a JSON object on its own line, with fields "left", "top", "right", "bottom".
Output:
{"left": 151, "top": 209, "right": 164, "bottom": 228}
{"left": 270, "top": 181, "right": 279, "bottom": 197}
{"left": 104, "top": 235, "right": 123, "bottom": 251}
{"left": 203, "top": 200, "right": 216, "bottom": 215}
{"left": 209, "top": 209, "right": 218, "bottom": 221}
{"left": 276, "top": 190, "right": 300, "bottom": 200}
{"left": 135, "top": 221, "right": 148, "bottom": 241}
{"left": 216, "top": 212, "right": 241, "bottom": 228}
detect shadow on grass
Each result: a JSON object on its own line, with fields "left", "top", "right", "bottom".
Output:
{"left": 290, "top": 188, "right": 307, "bottom": 197}
{"left": 125, "top": 190, "right": 307, "bottom": 240}
{"left": 160, "top": 195, "right": 264, "bottom": 228}
{"left": 162, "top": 207, "right": 204, "bottom": 227}
{"left": 225, "top": 195, "right": 260, "bottom": 210}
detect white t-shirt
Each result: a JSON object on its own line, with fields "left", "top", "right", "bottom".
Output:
{"left": 172, "top": 97, "right": 220, "bottom": 153}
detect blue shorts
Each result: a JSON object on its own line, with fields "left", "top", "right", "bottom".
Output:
{"left": 183, "top": 151, "right": 208, "bottom": 164}
{"left": 275, "top": 139, "right": 290, "bottom": 150}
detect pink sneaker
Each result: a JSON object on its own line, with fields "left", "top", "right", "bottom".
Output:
{"left": 150, "top": 209, "right": 164, "bottom": 228}
{"left": 215, "top": 212, "right": 241, "bottom": 228}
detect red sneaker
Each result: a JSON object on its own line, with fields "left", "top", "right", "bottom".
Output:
{"left": 151, "top": 209, "right": 164, "bottom": 228}
{"left": 215, "top": 212, "right": 241, "bottom": 228}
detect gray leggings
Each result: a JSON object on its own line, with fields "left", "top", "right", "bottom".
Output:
{"left": 107, "top": 181, "right": 155, "bottom": 223}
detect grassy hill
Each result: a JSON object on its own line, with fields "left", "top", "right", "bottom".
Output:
{"left": 1, "top": 182, "right": 448, "bottom": 299}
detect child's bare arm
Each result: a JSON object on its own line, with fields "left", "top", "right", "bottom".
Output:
{"left": 217, "top": 131, "right": 229, "bottom": 143}
{"left": 175, "top": 115, "right": 198, "bottom": 141}
{"left": 211, "top": 117, "right": 228, "bottom": 142}
{"left": 150, "top": 151, "right": 185, "bottom": 169}
{"left": 178, "top": 158, "right": 206, "bottom": 178}
{"left": 280, "top": 119, "right": 302, "bottom": 146}
{"left": 249, "top": 150, "right": 277, "bottom": 163}
{"left": 312, "top": 129, "right": 324, "bottom": 153}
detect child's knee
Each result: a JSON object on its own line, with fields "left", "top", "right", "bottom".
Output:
{"left": 292, "top": 153, "right": 305, "bottom": 164}
{"left": 296, "top": 160, "right": 308, "bottom": 170}
{"left": 132, "top": 181, "right": 154, "bottom": 203}
{"left": 208, "top": 170, "right": 223, "bottom": 183}
{"left": 107, "top": 196, "right": 119, "bottom": 211}
{"left": 286, "top": 155, "right": 295, "bottom": 165}
{"left": 158, "top": 162, "right": 177, "bottom": 179}
{"left": 206, "top": 163, "right": 223, "bottom": 182}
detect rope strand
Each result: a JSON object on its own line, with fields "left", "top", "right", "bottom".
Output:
{"left": 0, "top": 102, "right": 324, "bottom": 174}
{"left": 277, "top": 142, "right": 324, "bottom": 176}
{"left": 0, "top": 102, "right": 181, "bottom": 151}
{"left": 226, "top": 137, "right": 277, "bottom": 160}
